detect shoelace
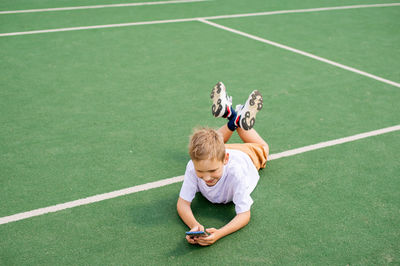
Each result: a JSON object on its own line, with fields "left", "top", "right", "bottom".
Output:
{"left": 235, "top": 104, "right": 244, "bottom": 112}
{"left": 226, "top": 95, "right": 233, "bottom": 105}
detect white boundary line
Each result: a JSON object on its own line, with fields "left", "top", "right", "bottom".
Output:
{"left": 1, "top": 124, "right": 399, "bottom": 225}
{"left": 198, "top": 19, "right": 400, "bottom": 88}
{"left": 1, "top": 3, "right": 399, "bottom": 37}
{"left": 0, "top": 0, "right": 209, "bottom": 14}
{"left": 204, "top": 2, "right": 400, "bottom": 20}
{"left": 0, "top": 18, "right": 197, "bottom": 37}
{"left": 0, "top": 175, "right": 185, "bottom": 225}
{"left": 268, "top": 125, "right": 400, "bottom": 160}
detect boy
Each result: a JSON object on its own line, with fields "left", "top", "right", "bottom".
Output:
{"left": 177, "top": 82, "right": 269, "bottom": 246}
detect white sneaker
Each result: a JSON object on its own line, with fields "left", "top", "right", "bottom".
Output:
{"left": 236, "top": 90, "right": 263, "bottom": 130}
{"left": 210, "top": 82, "right": 233, "bottom": 118}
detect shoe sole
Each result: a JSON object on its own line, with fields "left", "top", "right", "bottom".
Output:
{"left": 210, "top": 82, "right": 225, "bottom": 117}
{"left": 239, "top": 90, "right": 263, "bottom": 130}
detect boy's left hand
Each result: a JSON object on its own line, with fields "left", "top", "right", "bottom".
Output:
{"left": 196, "top": 228, "right": 220, "bottom": 246}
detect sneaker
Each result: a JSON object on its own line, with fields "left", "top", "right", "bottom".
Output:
{"left": 210, "top": 82, "right": 233, "bottom": 118}
{"left": 236, "top": 90, "right": 263, "bottom": 130}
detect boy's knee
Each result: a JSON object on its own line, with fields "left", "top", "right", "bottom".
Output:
{"left": 263, "top": 144, "right": 269, "bottom": 158}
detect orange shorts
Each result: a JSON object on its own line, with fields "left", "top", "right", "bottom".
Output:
{"left": 225, "top": 143, "right": 268, "bottom": 170}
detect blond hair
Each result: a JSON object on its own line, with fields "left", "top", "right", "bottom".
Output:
{"left": 189, "top": 127, "right": 225, "bottom": 162}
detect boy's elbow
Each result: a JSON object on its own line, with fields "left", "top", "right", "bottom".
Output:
{"left": 239, "top": 210, "right": 251, "bottom": 225}
{"left": 246, "top": 210, "right": 251, "bottom": 224}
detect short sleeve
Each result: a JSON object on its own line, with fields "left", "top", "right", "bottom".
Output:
{"left": 231, "top": 168, "right": 254, "bottom": 213}
{"left": 233, "top": 190, "right": 253, "bottom": 214}
{"left": 179, "top": 161, "right": 199, "bottom": 202}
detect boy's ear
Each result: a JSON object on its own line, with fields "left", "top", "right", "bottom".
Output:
{"left": 224, "top": 153, "right": 229, "bottom": 165}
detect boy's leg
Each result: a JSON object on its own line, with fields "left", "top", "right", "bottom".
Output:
{"left": 210, "top": 82, "right": 268, "bottom": 168}
{"left": 217, "top": 124, "right": 234, "bottom": 143}
{"left": 210, "top": 82, "right": 267, "bottom": 151}
{"left": 237, "top": 128, "right": 269, "bottom": 156}
{"left": 210, "top": 82, "right": 263, "bottom": 132}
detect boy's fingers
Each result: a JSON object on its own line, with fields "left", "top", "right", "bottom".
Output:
{"left": 186, "top": 235, "right": 196, "bottom": 244}
{"left": 199, "top": 235, "right": 213, "bottom": 242}
{"left": 206, "top": 228, "right": 217, "bottom": 234}
{"left": 190, "top": 225, "right": 204, "bottom": 232}
{"left": 205, "top": 228, "right": 217, "bottom": 239}
{"left": 201, "top": 236, "right": 213, "bottom": 242}
{"left": 199, "top": 234, "right": 211, "bottom": 239}
{"left": 197, "top": 239, "right": 210, "bottom": 246}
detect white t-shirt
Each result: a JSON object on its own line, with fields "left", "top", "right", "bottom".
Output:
{"left": 179, "top": 149, "right": 260, "bottom": 214}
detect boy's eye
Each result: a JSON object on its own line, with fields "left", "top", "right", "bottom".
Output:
{"left": 197, "top": 169, "right": 217, "bottom": 173}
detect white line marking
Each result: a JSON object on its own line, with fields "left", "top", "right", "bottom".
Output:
{"left": 198, "top": 19, "right": 400, "bottom": 88}
{"left": 0, "top": 124, "right": 399, "bottom": 225}
{"left": 0, "top": 0, "right": 208, "bottom": 14}
{"left": 268, "top": 125, "right": 400, "bottom": 160}
{"left": 0, "top": 18, "right": 197, "bottom": 37}
{"left": 203, "top": 3, "right": 400, "bottom": 20}
{"left": 0, "top": 176, "right": 185, "bottom": 225}
{"left": 1, "top": 3, "right": 399, "bottom": 37}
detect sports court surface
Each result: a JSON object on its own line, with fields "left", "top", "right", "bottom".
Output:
{"left": 1, "top": 0, "right": 399, "bottom": 264}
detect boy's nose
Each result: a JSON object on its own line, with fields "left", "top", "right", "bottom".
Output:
{"left": 203, "top": 175, "right": 212, "bottom": 182}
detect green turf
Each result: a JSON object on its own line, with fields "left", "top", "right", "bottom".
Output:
{"left": 1, "top": 0, "right": 399, "bottom": 33}
{"left": 0, "top": 132, "right": 399, "bottom": 265}
{"left": 217, "top": 5, "right": 400, "bottom": 82}
{"left": 2, "top": 8, "right": 399, "bottom": 216}
{"left": 1, "top": 0, "right": 399, "bottom": 264}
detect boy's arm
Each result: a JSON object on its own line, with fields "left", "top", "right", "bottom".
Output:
{"left": 196, "top": 210, "right": 250, "bottom": 246}
{"left": 177, "top": 197, "right": 202, "bottom": 229}
{"left": 177, "top": 197, "right": 205, "bottom": 244}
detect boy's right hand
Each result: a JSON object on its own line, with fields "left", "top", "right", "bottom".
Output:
{"left": 186, "top": 225, "right": 205, "bottom": 245}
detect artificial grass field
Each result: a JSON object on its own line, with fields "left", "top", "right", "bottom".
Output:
{"left": 1, "top": 0, "right": 399, "bottom": 264}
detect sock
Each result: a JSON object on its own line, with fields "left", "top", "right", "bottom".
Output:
{"left": 227, "top": 108, "right": 239, "bottom": 131}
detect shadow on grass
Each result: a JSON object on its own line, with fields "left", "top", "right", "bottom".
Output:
{"left": 128, "top": 190, "right": 235, "bottom": 227}
{"left": 166, "top": 193, "right": 237, "bottom": 257}
{"left": 127, "top": 186, "right": 236, "bottom": 257}
{"left": 190, "top": 193, "right": 236, "bottom": 228}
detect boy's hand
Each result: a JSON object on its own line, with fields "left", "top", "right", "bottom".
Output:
{"left": 196, "top": 228, "right": 220, "bottom": 246}
{"left": 185, "top": 225, "right": 205, "bottom": 245}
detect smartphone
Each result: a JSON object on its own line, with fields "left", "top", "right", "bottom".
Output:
{"left": 185, "top": 231, "right": 208, "bottom": 238}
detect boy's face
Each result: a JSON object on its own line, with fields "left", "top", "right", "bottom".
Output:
{"left": 193, "top": 153, "right": 229, "bottom": 187}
